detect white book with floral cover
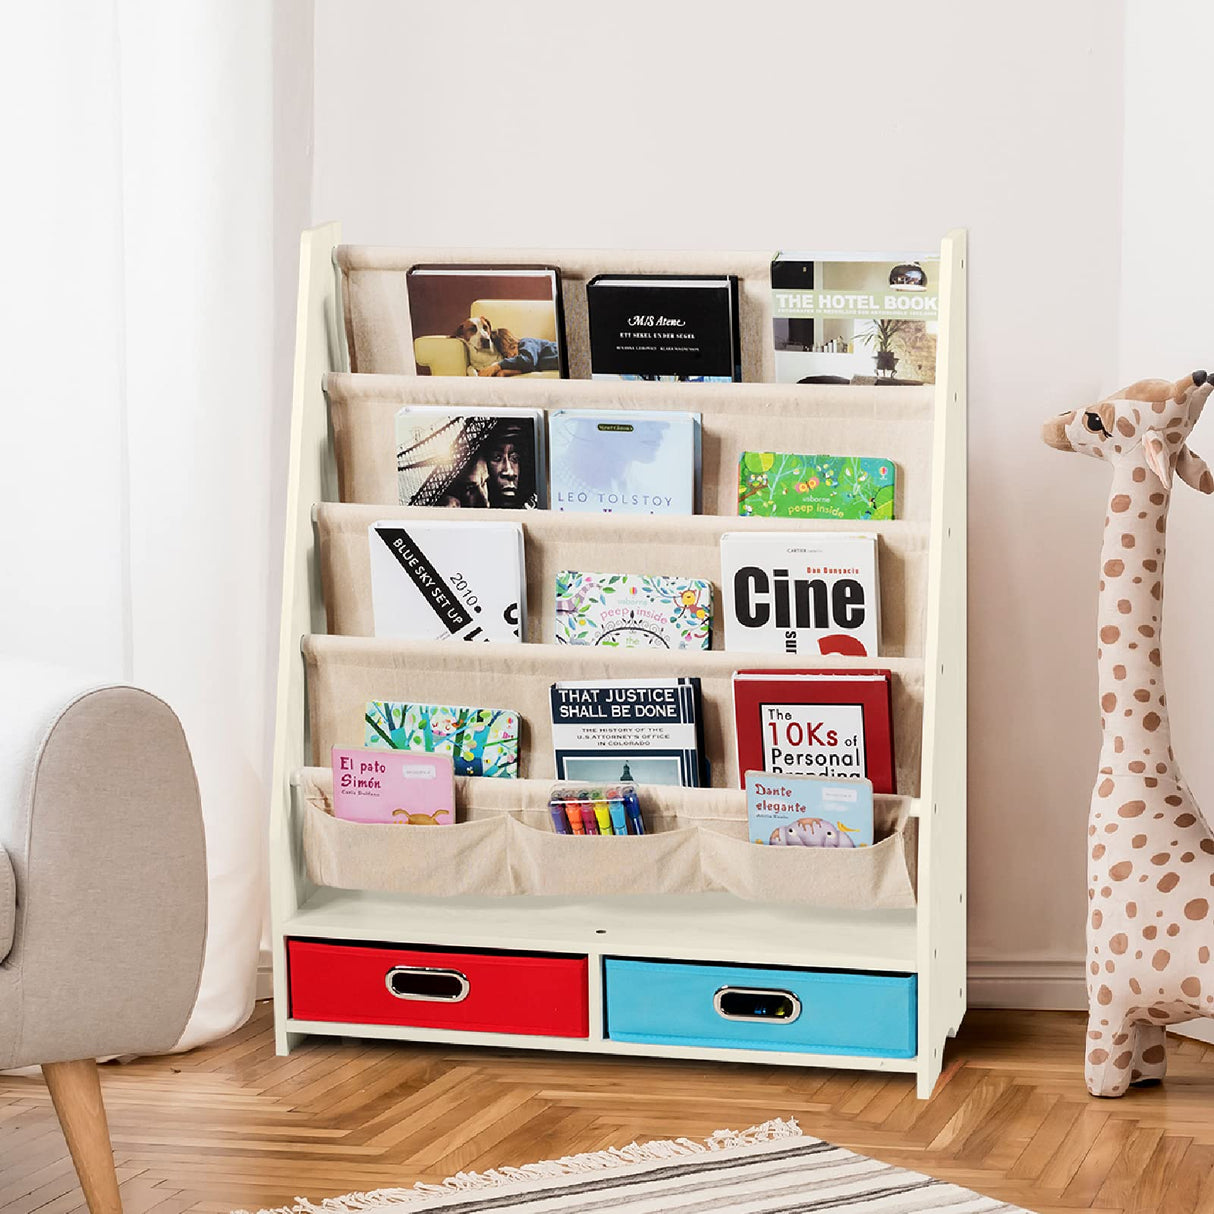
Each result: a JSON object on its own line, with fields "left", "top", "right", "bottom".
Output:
{"left": 554, "top": 570, "right": 711, "bottom": 650}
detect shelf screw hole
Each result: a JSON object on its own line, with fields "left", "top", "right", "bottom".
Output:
{"left": 595, "top": 929, "right": 606, "bottom": 935}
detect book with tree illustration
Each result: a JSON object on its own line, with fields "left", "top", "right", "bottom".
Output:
{"left": 363, "top": 700, "right": 519, "bottom": 778}
{"left": 738, "top": 452, "right": 896, "bottom": 520}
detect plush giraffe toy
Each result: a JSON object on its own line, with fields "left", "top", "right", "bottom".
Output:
{"left": 1043, "top": 371, "right": 1214, "bottom": 1097}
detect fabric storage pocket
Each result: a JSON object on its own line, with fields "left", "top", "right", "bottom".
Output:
{"left": 604, "top": 958, "right": 916, "bottom": 1057}
{"left": 699, "top": 828, "right": 916, "bottom": 911}
{"left": 302, "top": 801, "right": 513, "bottom": 896}
{"left": 505, "top": 818, "right": 702, "bottom": 897}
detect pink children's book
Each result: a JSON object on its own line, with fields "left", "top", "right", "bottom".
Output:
{"left": 330, "top": 746, "right": 456, "bottom": 825}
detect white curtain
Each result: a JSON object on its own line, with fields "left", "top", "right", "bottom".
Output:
{"left": 0, "top": 2, "right": 285, "bottom": 1049}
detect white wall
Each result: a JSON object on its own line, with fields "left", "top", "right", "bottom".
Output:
{"left": 311, "top": 0, "right": 1128, "bottom": 1002}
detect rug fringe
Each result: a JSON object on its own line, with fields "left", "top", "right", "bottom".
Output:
{"left": 238, "top": 1117, "right": 803, "bottom": 1214}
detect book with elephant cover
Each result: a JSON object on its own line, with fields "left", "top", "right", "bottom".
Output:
{"left": 738, "top": 452, "right": 896, "bottom": 520}
{"left": 363, "top": 701, "right": 520, "bottom": 779}
{"left": 550, "top": 677, "right": 705, "bottom": 787}
{"left": 745, "top": 771, "right": 874, "bottom": 846}
{"left": 395, "top": 406, "right": 546, "bottom": 509}
{"left": 368, "top": 520, "right": 525, "bottom": 642}
{"left": 587, "top": 274, "right": 741, "bottom": 382}
{"left": 548, "top": 409, "right": 700, "bottom": 514}
{"left": 770, "top": 253, "right": 939, "bottom": 385}
{"left": 732, "top": 669, "right": 895, "bottom": 793}
{"left": 554, "top": 570, "right": 712, "bottom": 650}
{"left": 405, "top": 265, "right": 567, "bottom": 377}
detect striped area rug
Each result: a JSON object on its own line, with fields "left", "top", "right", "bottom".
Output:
{"left": 250, "top": 1118, "right": 1032, "bottom": 1214}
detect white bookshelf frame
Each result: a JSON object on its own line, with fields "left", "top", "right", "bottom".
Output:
{"left": 269, "top": 226, "right": 967, "bottom": 1097}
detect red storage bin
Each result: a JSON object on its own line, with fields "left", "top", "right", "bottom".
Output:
{"left": 287, "top": 939, "right": 589, "bottom": 1038}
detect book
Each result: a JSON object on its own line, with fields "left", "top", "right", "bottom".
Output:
{"left": 587, "top": 274, "right": 741, "bottom": 382}
{"left": 406, "top": 265, "right": 566, "bottom": 377}
{"left": 771, "top": 253, "right": 939, "bottom": 385}
{"left": 732, "top": 670, "right": 895, "bottom": 793}
{"left": 331, "top": 745, "right": 456, "bottom": 825}
{"left": 364, "top": 701, "right": 520, "bottom": 779}
{"left": 549, "top": 409, "right": 700, "bottom": 515}
{"left": 720, "top": 531, "right": 879, "bottom": 656}
{"left": 395, "top": 407, "right": 546, "bottom": 509}
{"left": 554, "top": 570, "right": 712, "bottom": 650}
{"left": 738, "top": 452, "right": 896, "bottom": 521}
{"left": 550, "top": 677, "right": 704, "bottom": 787}
{"left": 745, "top": 771, "right": 874, "bottom": 847}
{"left": 368, "top": 520, "right": 525, "bottom": 642}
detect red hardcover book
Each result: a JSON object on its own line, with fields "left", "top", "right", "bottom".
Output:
{"left": 732, "top": 669, "right": 895, "bottom": 794}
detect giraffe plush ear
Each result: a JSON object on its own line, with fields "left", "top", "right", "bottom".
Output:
{"left": 1175, "top": 443, "right": 1214, "bottom": 493}
{"left": 1142, "top": 430, "right": 1173, "bottom": 489}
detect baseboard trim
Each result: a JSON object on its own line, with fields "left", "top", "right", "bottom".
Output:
{"left": 966, "top": 960, "right": 1087, "bottom": 1010}
{"left": 256, "top": 961, "right": 274, "bottom": 1002}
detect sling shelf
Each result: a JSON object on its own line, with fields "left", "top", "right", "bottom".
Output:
{"left": 269, "top": 224, "right": 967, "bottom": 1098}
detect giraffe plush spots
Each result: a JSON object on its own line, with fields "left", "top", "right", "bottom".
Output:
{"left": 1043, "top": 371, "right": 1214, "bottom": 1097}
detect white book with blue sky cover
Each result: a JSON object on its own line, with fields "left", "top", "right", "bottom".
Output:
{"left": 368, "top": 519, "right": 525, "bottom": 643}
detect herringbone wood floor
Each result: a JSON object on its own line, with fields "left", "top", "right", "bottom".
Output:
{"left": 1, "top": 1004, "right": 1213, "bottom": 1214}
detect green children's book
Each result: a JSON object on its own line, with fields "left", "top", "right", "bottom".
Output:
{"left": 738, "top": 452, "right": 896, "bottom": 520}
{"left": 364, "top": 700, "right": 519, "bottom": 779}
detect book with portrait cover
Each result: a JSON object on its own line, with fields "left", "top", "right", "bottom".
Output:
{"left": 368, "top": 520, "right": 525, "bottom": 642}
{"left": 587, "top": 274, "right": 741, "bottom": 382}
{"left": 771, "top": 253, "right": 938, "bottom": 385}
{"left": 738, "top": 452, "right": 896, "bottom": 520}
{"left": 720, "top": 531, "right": 880, "bottom": 656}
{"left": 732, "top": 670, "right": 895, "bottom": 793}
{"left": 554, "top": 570, "right": 712, "bottom": 650}
{"left": 395, "top": 406, "right": 546, "bottom": 509}
{"left": 548, "top": 409, "right": 700, "bottom": 515}
{"left": 406, "top": 265, "right": 567, "bottom": 378}
{"left": 363, "top": 701, "right": 519, "bottom": 779}
{"left": 549, "top": 677, "right": 705, "bottom": 787}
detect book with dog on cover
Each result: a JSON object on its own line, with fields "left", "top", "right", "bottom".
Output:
{"left": 554, "top": 570, "right": 712, "bottom": 650}
{"left": 368, "top": 520, "right": 525, "bottom": 643}
{"left": 738, "top": 452, "right": 896, "bottom": 520}
{"left": 395, "top": 406, "right": 546, "bottom": 509}
{"left": 364, "top": 701, "right": 520, "bottom": 779}
{"left": 550, "top": 677, "right": 705, "bottom": 787}
{"left": 732, "top": 669, "right": 894, "bottom": 793}
{"left": 587, "top": 274, "right": 741, "bottom": 382}
{"left": 406, "top": 265, "right": 567, "bottom": 378}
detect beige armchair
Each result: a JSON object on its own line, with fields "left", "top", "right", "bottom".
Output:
{"left": 0, "top": 680, "right": 208, "bottom": 1213}
{"left": 414, "top": 297, "right": 561, "bottom": 377}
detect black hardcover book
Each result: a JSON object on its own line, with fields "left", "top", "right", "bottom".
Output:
{"left": 587, "top": 275, "right": 741, "bottom": 383}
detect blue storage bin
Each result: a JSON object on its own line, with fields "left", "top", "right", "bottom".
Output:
{"left": 604, "top": 958, "right": 916, "bottom": 1058}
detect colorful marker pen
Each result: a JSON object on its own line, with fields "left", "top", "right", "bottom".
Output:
{"left": 593, "top": 798, "right": 614, "bottom": 835}
{"left": 549, "top": 802, "right": 572, "bottom": 834}
{"left": 624, "top": 789, "right": 645, "bottom": 836}
{"left": 608, "top": 799, "right": 628, "bottom": 835}
{"left": 565, "top": 801, "right": 585, "bottom": 835}
{"left": 579, "top": 800, "right": 599, "bottom": 835}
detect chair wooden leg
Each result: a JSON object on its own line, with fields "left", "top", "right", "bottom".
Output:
{"left": 42, "top": 1059, "right": 122, "bottom": 1214}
